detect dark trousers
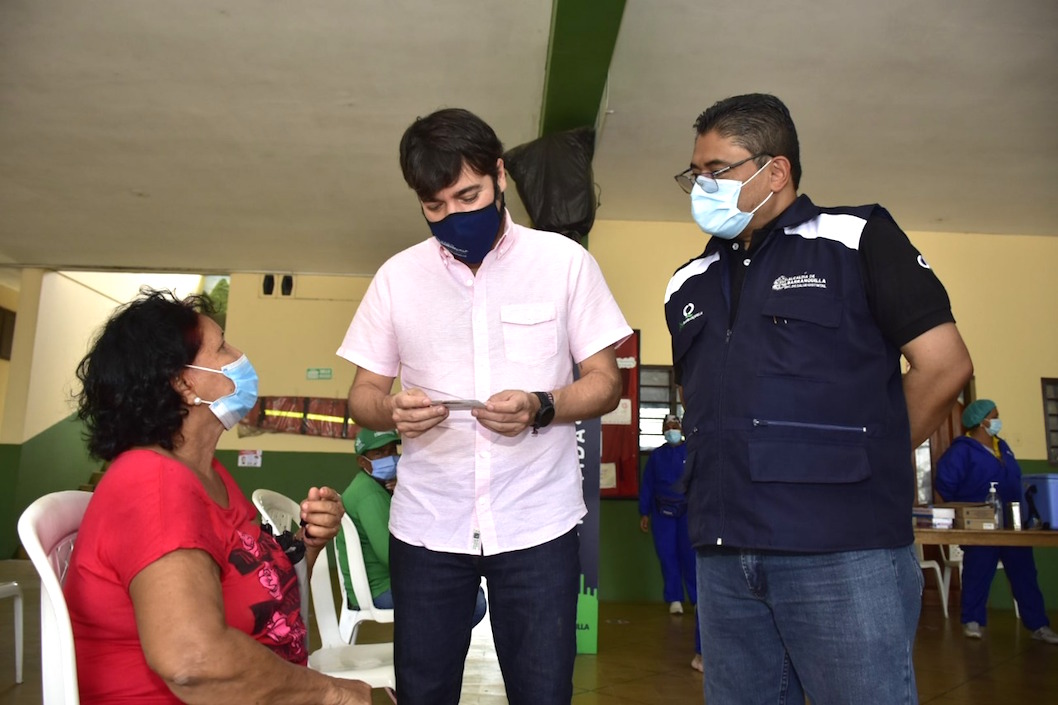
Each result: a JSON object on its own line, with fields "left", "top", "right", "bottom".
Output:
{"left": 961, "top": 545, "right": 1050, "bottom": 630}
{"left": 390, "top": 528, "right": 580, "bottom": 705}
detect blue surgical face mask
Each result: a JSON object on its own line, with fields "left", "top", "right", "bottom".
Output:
{"left": 664, "top": 429, "right": 683, "bottom": 445}
{"left": 369, "top": 454, "right": 398, "bottom": 481}
{"left": 427, "top": 187, "right": 504, "bottom": 265}
{"left": 985, "top": 418, "right": 1002, "bottom": 437}
{"left": 690, "top": 159, "right": 773, "bottom": 239}
{"left": 186, "top": 354, "right": 259, "bottom": 430}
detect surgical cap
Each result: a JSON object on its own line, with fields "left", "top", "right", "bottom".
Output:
{"left": 962, "top": 399, "right": 996, "bottom": 429}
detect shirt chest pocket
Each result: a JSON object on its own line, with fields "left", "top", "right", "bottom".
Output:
{"left": 501, "top": 303, "right": 558, "bottom": 365}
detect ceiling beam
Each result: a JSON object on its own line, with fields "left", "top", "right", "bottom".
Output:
{"left": 539, "top": 0, "right": 627, "bottom": 136}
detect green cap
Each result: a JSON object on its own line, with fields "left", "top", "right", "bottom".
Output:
{"left": 355, "top": 428, "right": 400, "bottom": 454}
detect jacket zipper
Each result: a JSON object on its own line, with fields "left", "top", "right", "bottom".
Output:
{"left": 715, "top": 247, "right": 754, "bottom": 546}
{"left": 752, "top": 419, "right": 867, "bottom": 433}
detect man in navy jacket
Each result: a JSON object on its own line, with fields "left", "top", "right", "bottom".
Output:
{"left": 667, "top": 93, "right": 973, "bottom": 704}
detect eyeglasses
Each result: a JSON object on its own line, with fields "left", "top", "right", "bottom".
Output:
{"left": 674, "top": 153, "right": 770, "bottom": 194}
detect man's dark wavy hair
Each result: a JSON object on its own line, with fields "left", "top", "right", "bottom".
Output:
{"left": 76, "top": 289, "right": 214, "bottom": 461}
{"left": 694, "top": 93, "right": 802, "bottom": 190}
{"left": 399, "top": 108, "right": 504, "bottom": 201}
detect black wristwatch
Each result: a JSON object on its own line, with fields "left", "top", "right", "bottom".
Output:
{"left": 531, "top": 391, "right": 555, "bottom": 435}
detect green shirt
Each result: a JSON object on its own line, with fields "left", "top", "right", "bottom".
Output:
{"left": 335, "top": 471, "right": 391, "bottom": 608}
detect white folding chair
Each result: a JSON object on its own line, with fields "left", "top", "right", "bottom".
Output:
{"left": 17, "top": 490, "right": 92, "bottom": 705}
{"left": 0, "top": 582, "right": 23, "bottom": 684}
{"left": 916, "top": 543, "right": 949, "bottom": 617}
{"left": 251, "top": 489, "right": 310, "bottom": 626}
{"left": 333, "top": 514, "right": 395, "bottom": 645}
{"left": 252, "top": 488, "right": 301, "bottom": 537}
{"left": 307, "top": 514, "right": 394, "bottom": 689}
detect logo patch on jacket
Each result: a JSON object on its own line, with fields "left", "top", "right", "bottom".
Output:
{"left": 772, "top": 273, "right": 827, "bottom": 291}
{"left": 680, "top": 302, "right": 703, "bottom": 330}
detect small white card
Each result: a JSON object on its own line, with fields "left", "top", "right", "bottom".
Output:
{"left": 237, "top": 450, "right": 262, "bottom": 467}
{"left": 439, "top": 399, "right": 486, "bottom": 410}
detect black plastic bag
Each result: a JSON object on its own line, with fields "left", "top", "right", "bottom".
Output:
{"left": 503, "top": 127, "right": 596, "bottom": 242}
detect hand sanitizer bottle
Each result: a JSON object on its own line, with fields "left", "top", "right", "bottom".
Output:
{"left": 987, "top": 481, "right": 1004, "bottom": 530}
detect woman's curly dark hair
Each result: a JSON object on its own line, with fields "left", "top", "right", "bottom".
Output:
{"left": 76, "top": 289, "right": 215, "bottom": 461}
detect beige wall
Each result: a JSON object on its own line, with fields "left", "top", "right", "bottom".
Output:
{"left": 588, "top": 220, "right": 1058, "bottom": 460}
{"left": 0, "top": 271, "right": 211, "bottom": 444}
{"left": 216, "top": 272, "right": 373, "bottom": 453}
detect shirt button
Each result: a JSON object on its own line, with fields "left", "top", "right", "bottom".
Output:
{"left": 731, "top": 243, "right": 740, "bottom": 250}
{"left": 743, "top": 258, "right": 751, "bottom": 266}
{"left": 465, "top": 279, "right": 473, "bottom": 286}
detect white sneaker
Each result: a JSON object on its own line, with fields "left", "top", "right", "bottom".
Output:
{"left": 1032, "top": 626, "right": 1058, "bottom": 644}
{"left": 690, "top": 653, "right": 704, "bottom": 672}
{"left": 963, "top": 621, "right": 982, "bottom": 639}
{"left": 669, "top": 601, "right": 683, "bottom": 615}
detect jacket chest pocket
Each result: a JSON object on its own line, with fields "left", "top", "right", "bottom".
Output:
{"left": 501, "top": 303, "right": 558, "bottom": 364}
{"left": 757, "top": 293, "right": 842, "bottom": 381}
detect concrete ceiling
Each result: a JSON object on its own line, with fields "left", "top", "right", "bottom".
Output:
{"left": 1, "top": 0, "right": 1056, "bottom": 287}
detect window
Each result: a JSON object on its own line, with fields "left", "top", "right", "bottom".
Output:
{"left": 0, "top": 307, "right": 15, "bottom": 361}
{"left": 1043, "top": 378, "right": 1058, "bottom": 466}
{"left": 639, "top": 365, "right": 683, "bottom": 451}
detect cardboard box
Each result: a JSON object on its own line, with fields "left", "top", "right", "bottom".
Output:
{"left": 1022, "top": 474, "right": 1058, "bottom": 530}
{"left": 935, "top": 503, "right": 996, "bottom": 530}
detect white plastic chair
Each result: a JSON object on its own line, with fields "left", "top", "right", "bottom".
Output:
{"left": 916, "top": 543, "right": 949, "bottom": 617}
{"left": 17, "top": 490, "right": 92, "bottom": 705}
{"left": 333, "top": 514, "right": 395, "bottom": 645}
{"left": 252, "top": 488, "right": 302, "bottom": 538}
{"left": 940, "top": 544, "right": 1019, "bottom": 619}
{"left": 253, "top": 489, "right": 395, "bottom": 641}
{"left": 0, "top": 581, "right": 23, "bottom": 684}
{"left": 307, "top": 513, "right": 394, "bottom": 689}
{"left": 251, "top": 489, "right": 310, "bottom": 626}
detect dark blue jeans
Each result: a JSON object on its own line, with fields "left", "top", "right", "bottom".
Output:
{"left": 390, "top": 529, "right": 580, "bottom": 705}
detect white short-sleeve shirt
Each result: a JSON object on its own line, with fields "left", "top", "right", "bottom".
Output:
{"left": 337, "top": 214, "right": 631, "bottom": 555}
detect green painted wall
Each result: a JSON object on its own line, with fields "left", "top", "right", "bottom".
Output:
{"left": 215, "top": 449, "right": 359, "bottom": 515}
{"left": 0, "top": 444, "right": 21, "bottom": 558}
{"left": 2, "top": 415, "right": 99, "bottom": 558}
{"left": 599, "top": 499, "right": 666, "bottom": 602}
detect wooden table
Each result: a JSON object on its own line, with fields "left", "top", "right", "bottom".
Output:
{"left": 914, "top": 527, "right": 1058, "bottom": 547}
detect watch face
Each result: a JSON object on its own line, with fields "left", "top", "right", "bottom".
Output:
{"left": 534, "top": 392, "right": 555, "bottom": 428}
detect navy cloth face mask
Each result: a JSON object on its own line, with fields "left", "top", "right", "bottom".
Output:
{"left": 427, "top": 193, "right": 504, "bottom": 265}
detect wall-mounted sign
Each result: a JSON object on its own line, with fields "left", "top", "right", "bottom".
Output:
{"left": 306, "top": 367, "right": 333, "bottom": 380}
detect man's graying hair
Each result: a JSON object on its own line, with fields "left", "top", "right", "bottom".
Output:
{"left": 694, "top": 93, "right": 802, "bottom": 190}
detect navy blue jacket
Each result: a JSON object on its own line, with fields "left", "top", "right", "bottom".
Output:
{"left": 665, "top": 195, "right": 914, "bottom": 552}
{"left": 936, "top": 435, "right": 1022, "bottom": 504}
{"left": 639, "top": 442, "right": 688, "bottom": 517}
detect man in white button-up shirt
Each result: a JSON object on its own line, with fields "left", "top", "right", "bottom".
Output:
{"left": 338, "top": 108, "right": 631, "bottom": 705}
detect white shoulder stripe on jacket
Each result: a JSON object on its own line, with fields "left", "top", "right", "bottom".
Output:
{"left": 664, "top": 252, "right": 720, "bottom": 304}
{"left": 783, "top": 213, "right": 867, "bottom": 250}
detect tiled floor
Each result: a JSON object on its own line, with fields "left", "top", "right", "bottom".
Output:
{"left": 0, "top": 558, "right": 1054, "bottom": 704}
